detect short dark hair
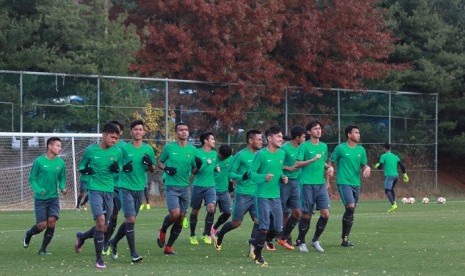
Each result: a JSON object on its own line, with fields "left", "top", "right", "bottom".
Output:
{"left": 46, "top": 137, "right": 61, "bottom": 146}
{"left": 246, "top": 129, "right": 261, "bottom": 143}
{"left": 265, "top": 125, "right": 282, "bottom": 138}
{"left": 305, "top": 120, "right": 321, "bottom": 131}
{"left": 382, "top": 143, "right": 391, "bottom": 150}
{"left": 290, "top": 125, "right": 306, "bottom": 139}
{"left": 345, "top": 125, "right": 359, "bottom": 138}
{"left": 130, "top": 119, "right": 145, "bottom": 129}
{"left": 109, "top": 120, "right": 124, "bottom": 132}
{"left": 103, "top": 122, "right": 121, "bottom": 134}
{"left": 175, "top": 122, "right": 188, "bottom": 131}
{"left": 218, "top": 144, "right": 232, "bottom": 158}
{"left": 200, "top": 132, "right": 214, "bottom": 146}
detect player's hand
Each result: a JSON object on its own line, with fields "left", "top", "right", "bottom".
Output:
{"left": 79, "top": 164, "right": 95, "bottom": 175}
{"left": 265, "top": 173, "right": 274, "bottom": 182}
{"left": 164, "top": 166, "right": 177, "bottom": 176}
{"left": 242, "top": 172, "right": 249, "bottom": 180}
{"left": 326, "top": 166, "right": 334, "bottom": 177}
{"left": 313, "top": 153, "right": 322, "bottom": 160}
{"left": 110, "top": 161, "right": 120, "bottom": 173}
{"left": 61, "top": 188, "right": 68, "bottom": 195}
{"left": 362, "top": 166, "right": 371, "bottom": 178}
{"left": 123, "top": 161, "right": 133, "bottom": 172}
{"left": 214, "top": 165, "right": 221, "bottom": 172}
{"left": 282, "top": 175, "right": 288, "bottom": 184}
{"left": 403, "top": 173, "right": 409, "bottom": 183}
{"left": 228, "top": 180, "right": 235, "bottom": 193}
{"left": 143, "top": 154, "right": 153, "bottom": 167}
{"left": 374, "top": 163, "right": 380, "bottom": 169}
{"left": 194, "top": 157, "right": 202, "bottom": 169}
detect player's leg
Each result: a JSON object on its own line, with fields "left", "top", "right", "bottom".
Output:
{"left": 385, "top": 177, "right": 398, "bottom": 212}
{"left": 157, "top": 187, "right": 179, "bottom": 249}
{"left": 81, "top": 193, "right": 89, "bottom": 210}
{"left": 92, "top": 191, "right": 114, "bottom": 269}
{"left": 104, "top": 189, "right": 121, "bottom": 255}
{"left": 201, "top": 187, "right": 216, "bottom": 244}
{"left": 338, "top": 185, "right": 357, "bottom": 247}
{"left": 310, "top": 185, "right": 330, "bottom": 252}
{"left": 120, "top": 189, "right": 143, "bottom": 262}
{"left": 253, "top": 198, "right": 272, "bottom": 267}
{"left": 211, "top": 191, "right": 231, "bottom": 241}
{"left": 23, "top": 199, "right": 47, "bottom": 249}
{"left": 296, "top": 185, "right": 312, "bottom": 251}
{"left": 189, "top": 186, "right": 203, "bottom": 245}
{"left": 164, "top": 186, "right": 189, "bottom": 254}
{"left": 215, "top": 194, "right": 248, "bottom": 249}
{"left": 38, "top": 198, "right": 60, "bottom": 255}
{"left": 278, "top": 179, "right": 300, "bottom": 247}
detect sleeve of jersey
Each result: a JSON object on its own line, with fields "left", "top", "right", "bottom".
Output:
{"left": 28, "top": 160, "right": 42, "bottom": 194}
{"left": 79, "top": 147, "right": 91, "bottom": 171}
{"left": 58, "top": 160, "right": 66, "bottom": 190}
{"left": 149, "top": 147, "right": 157, "bottom": 164}
{"left": 249, "top": 153, "right": 266, "bottom": 184}
{"left": 361, "top": 147, "right": 368, "bottom": 166}
{"left": 329, "top": 147, "right": 339, "bottom": 163}
{"left": 228, "top": 154, "right": 242, "bottom": 180}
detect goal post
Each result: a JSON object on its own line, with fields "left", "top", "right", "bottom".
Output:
{"left": 0, "top": 132, "right": 102, "bottom": 211}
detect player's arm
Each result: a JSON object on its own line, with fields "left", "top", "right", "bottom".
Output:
{"left": 374, "top": 155, "right": 384, "bottom": 170}
{"left": 248, "top": 153, "right": 266, "bottom": 183}
{"left": 157, "top": 147, "right": 177, "bottom": 176}
{"left": 79, "top": 148, "right": 94, "bottom": 175}
{"left": 28, "top": 161, "right": 44, "bottom": 195}
{"left": 361, "top": 150, "right": 370, "bottom": 178}
{"left": 398, "top": 160, "right": 409, "bottom": 182}
{"left": 58, "top": 161, "right": 67, "bottom": 194}
{"left": 228, "top": 154, "right": 243, "bottom": 181}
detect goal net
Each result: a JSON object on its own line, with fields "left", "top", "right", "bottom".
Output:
{"left": 0, "top": 132, "right": 101, "bottom": 211}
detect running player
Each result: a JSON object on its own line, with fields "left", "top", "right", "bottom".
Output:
{"left": 74, "top": 122, "right": 122, "bottom": 269}
{"left": 188, "top": 132, "right": 216, "bottom": 245}
{"left": 250, "top": 125, "right": 287, "bottom": 267}
{"left": 23, "top": 137, "right": 67, "bottom": 256}
{"left": 212, "top": 129, "right": 262, "bottom": 259}
{"left": 330, "top": 125, "right": 370, "bottom": 247}
{"left": 374, "top": 143, "right": 409, "bottom": 212}
{"left": 156, "top": 122, "right": 198, "bottom": 255}
{"left": 108, "top": 120, "right": 156, "bottom": 263}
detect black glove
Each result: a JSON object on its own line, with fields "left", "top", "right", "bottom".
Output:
{"left": 122, "top": 161, "right": 133, "bottom": 172}
{"left": 242, "top": 172, "right": 249, "bottom": 180}
{"left": 164, "top": 166, "right": 177, "bottom": 176}
{"left": 195, "top": 157, "right": 202, "bottom": 169}
{"left": 110, "top": 161, "right": 120, "bottom": 173}
{"left": 228, "top": 180, "right": 235, "bottom": 193}
{"left": 143, "top": 154, "right": 153, "bottom": 167}
{"left": 79, "top": 163, "right": 95, "bottom": 175}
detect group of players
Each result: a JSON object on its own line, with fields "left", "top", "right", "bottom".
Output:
{"left": 22, "top": 118, "right": 409, "bottom": 269}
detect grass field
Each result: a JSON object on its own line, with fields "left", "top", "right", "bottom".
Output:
{"left": 1, "top": 200, "right": 464, "bottom": 276}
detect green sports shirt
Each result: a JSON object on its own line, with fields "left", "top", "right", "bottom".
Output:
{"left": 297, "top": 140, "right": 328, "bottom": 185}
{"left": 379, "top": 151, "right": 401, "bottom": 177}
{"left": 113, "top": 140, "right": 126, "bottom": 188}
{"left": 159, "top": 141, "right": 197, "bottom": 187}
{"left": 119, "top": 142, "right": 156, "bottom": 191}
{"left": 29, "top": 154, "right": 66, "bottom": 200}
{"left": 330, "top": 142, "right": 367, "bottom": 186}
{"left": 193, "top": 148, "right": 218, "bottom": 187}
{"left": 228, "top": 148, "right": 257, "bottom": 196}
{"left": 249, "top": 147, "right": 286, "bottom": 199}
{"left": 79, "top": 144, "right": 123, "bottom": 193}
{"left": 281, "top": 141, "right": 300, "bottom": 180}
{"left": 214, "top": 155, "right": 233, "bottom": 193}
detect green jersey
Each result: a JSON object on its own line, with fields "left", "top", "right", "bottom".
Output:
{"left": 159, "top": 141, "right": 197, "bottom": 187}
{"left": 113, "top": 140, "right": 126, "bottom": 188}
{"left": 379, "top": 151, "right": 401, "bottom": 177}
{"left": 228, "top": 148, "right": 257, "bottom": 196}
{"left": 297, "top": 140, "right": 328, "bottom": 185}
{"left": 330, "top": 143, "right": 367, "bottom": 186}
{"left": 29, "top": 154, "right": 66, "bottom": 200}
{"left": 250, "top": 147, "right": 285, "bottom": 199}
{"left": 79, "top": 144, "right": 123, "bottom": 193}
{"left": 214, "top": 155, "right": 233, "bottom": 193}
{"left": 193, "top": 148, "right": 218, "bottom": 187}
{"left": 119, "top": 142, "right": 156, "bottom": 191}
{"left": 281, "top": 141, "right": 300, "bottom": 180}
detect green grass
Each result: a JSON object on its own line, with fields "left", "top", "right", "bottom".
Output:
{"left": 1, "top": 200, "right": 464, "bottom": 275}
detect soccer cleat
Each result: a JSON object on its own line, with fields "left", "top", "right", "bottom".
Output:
{"left": 75, "top": 232, "right": 84, "bottom": 253}
{"left": 265, "top": 241, "right": 276, "bottom": 251}
{"left": 248, "top": 240, "right": 255, "bottom": 260}
{"left": 23, "top": 232, "right": 31, "bottom": 248}
{"left": 299, "top": 243, "right": 309, "bottom": 252}
{"left": 202, "top": 235, "right": 212, "bottom": 245}
{"left": 311, "top": 241, "right": 324, "bottom": 252}
{"left": 95, "top": 260, "right": 106, "bottom": 269}
{"left": 81, "top": 205, "right": 87, "bottom": 211}
{"left": 38, "top": 250, "right": 52, "bottom": 256}
{"left": 75, "top": 207, "right": 81, "bottom": 212}
{"left": 277, "top": 239, "right": 295, "bottom": 250}
{"left": 254, "top": 256, "right": 268, "bottom": 267}
{"left": 102, "top": 244, "right": 110, "bottom": 256}
{"left": 189, "top": 236, "right": 199, "bottom": 245}
{"left": 287, "top": 235, "right": 293, "bottom": 246}
{"left": 131, "top": 254, "right": 143, "bottom": 263}
{"left": 388, "top": 203, "right": 398, "bottom": 213}
{"left": 210, "top": 226, "right": 217, "bottom": 242}
{"left": 164, "top": 245, "right": 177, "bottom": 255}
{"left": 182, "top": 217, "right": 189, "bottom": 228}
{"left": 110, "top": 240, "right": 118, "bottom": 260}
{"left": 341, "top": 237, "right": 354, "bottom": 247}
{"left": 146, "top": 204, "right": 151, "bottom": 210}
{"left": 157, "top": 229, "right": 166, "bottom": 248}
{"left": 139, "top": 204, "right": 144, "bottom": 211}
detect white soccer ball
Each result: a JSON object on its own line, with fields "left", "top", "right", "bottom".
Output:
{"left": 401, "top": 197, "right": 409, "bottom": 204}
{"left": 422, "top": 197, "right": 429, "bottom": 204}
{"left": 437, "top": 197, "right": 446, "bottom": 204}
{"left": 408, "top": 197, "right": 415, "bottom": 204}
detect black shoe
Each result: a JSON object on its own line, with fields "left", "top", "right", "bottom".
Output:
{"left": 340, "top": 239, "right": 354, "bottom": 247}
{"left": 110, "top": 240, "right": 118, "bottom": 260}
{"left": 131, "top": 254, "right": 143, "bottom": 263}
{"left": 23, "top": 232, "right": 31, "bottom": 248}
{"left": 254, "top": 256, "right": 268, "bottom": 267}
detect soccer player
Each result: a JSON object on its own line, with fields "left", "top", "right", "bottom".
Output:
{"left": 212, "top": 129, "right": 262, "bottom": 258}
{"left": 75, "top": 122, "right": 122, "bottom": 269}
{"left": 108, "top": 120, "right": 156, "bottom": 263}
{"left": 210, "top": 145, "right": 233, "bottom": 242}
{"left": 139, "top": 182, "right": 151, "bottom": 210}
{"left": 23, "top": 137, "right": 67, "bottom": 256}
{"left": 188, "top": 132, "right": 217, "bottom": 245}
{"left": 156, "top": 122, "right": 198, "bottom": 255}
{"left": 75, "top": 175, "right": 89, "bottom": 211}
{"left": 293, "top": 121, "right": 334, "bottom": 253}
{"left": 249, "top": 125, "right": 288, "bottom": 267}
{"left": 277, "top": 125, "right": 306, "bottom": 250}
{"left": 374, "top": 143, "right": 409, "bottom": 212}
{"left": 330, "top": 125, "right": 370, "bottom": 247}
